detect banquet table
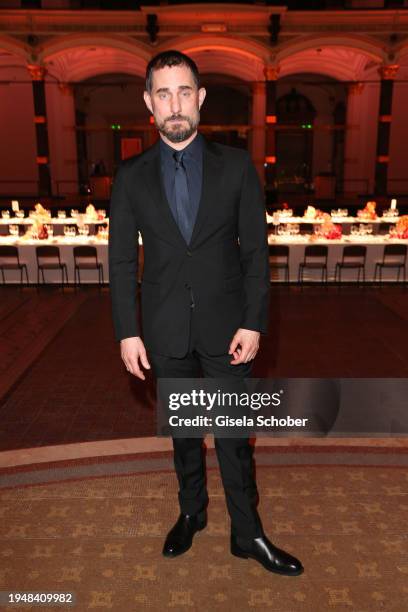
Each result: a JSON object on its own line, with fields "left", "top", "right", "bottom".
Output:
{"left": 268, "top": 234, "right": 407, "bottom": 283}
{"left": 0, "top": 236, "right": 110, "bottom": 285}
{"left": 0, "top": 234, "right": 406, "bottom": 284}
{"left": 0, "top": 216, "right": 108, "bottom": 238}
{"left": 266, "top": 215, "right": 399, "bottom": 225}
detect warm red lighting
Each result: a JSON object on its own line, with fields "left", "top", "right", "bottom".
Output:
{"left": 201, "top": 23, "right": 227, "bottom": 33}
{"left": 266, "top": 115, "right": 277, "bottom": 124}
{"left": 265, "top": 156, "right": 276, "bottom": 164}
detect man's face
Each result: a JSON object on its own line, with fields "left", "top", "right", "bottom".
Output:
{"left": 143, "top": 64, "right": 206, "bottom": 143}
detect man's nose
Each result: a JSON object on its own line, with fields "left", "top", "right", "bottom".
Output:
{"left": 170, "top": 94, "right": 182, "bottom": 114}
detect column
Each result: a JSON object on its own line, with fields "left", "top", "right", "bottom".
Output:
{"left": 375, "top": 64, "right": 399, "bottom": 195}
{"left": 27, "top": 64, "right": 52, "bottom": 197}
{"left": 45, "top": 82, "right": 79, "bottom": 197}
{"left": 250, "top": 81, "right": 266, "bottom": 185}
{"left": 264, "top": 65, "right": 279, "bottom": 205}
{"left": 343, "top": 82, "right": 365, "bottom": 195}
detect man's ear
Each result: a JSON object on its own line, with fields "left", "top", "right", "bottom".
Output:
{"left": 198, "top": 87, "right": 206, "bottom": 110}
{"left": 143, "top": 90, "right": 153, "bottom": 114}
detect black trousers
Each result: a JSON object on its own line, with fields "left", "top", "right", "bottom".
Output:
{"left": 148, "top": 305, "right": 264, "bottom": 539}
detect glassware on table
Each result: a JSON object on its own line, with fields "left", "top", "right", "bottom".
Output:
{"left": 70, "top": 209, "right": 79, "bottom": 218}
{"left": 57, "top": 210, "right": 66, "bottom": 219}
{"left": 382, "top": 208, "right": 399, "bottom": 218}
{"left": 9, "top": 224, "right": 19, "bottom": 236}
{"left": 277, "top": 224, "right": 287, "bottom": 236}
{"left": 279, "top": 209, "right": 293, "bottom": 218}
{"left": 331, "top": 208, "right": 348, "bottom": 218}
{"left": 351, "top": 224, "right": 359, "bottom": 235}
{"left": 44, "top": 224, "right": 53, "bottom": 237}
{"left": 64, "top": 225, "right": 76, "bottom": 237}
{"left": 15, "top": 210, "right": 25, "bottom": 218}
{"left": 2, "top": 210, "right": 10, "bottom": 219}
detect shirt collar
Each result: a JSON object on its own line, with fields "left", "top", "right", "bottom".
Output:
{"left": 159, "top": 131, "right": 203, "bottom": 163}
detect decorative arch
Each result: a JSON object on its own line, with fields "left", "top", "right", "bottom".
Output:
{"left": 156, "top": 35, "right": 270, "bottom": 81}
{"left": 0, "top": 35, "right": 31, "bottom": 64}
{"left": 39, "top": 35, "right": 151, "bottom": 82}
{"left": 277, "top": 35, "right": 385, "bottom": 81}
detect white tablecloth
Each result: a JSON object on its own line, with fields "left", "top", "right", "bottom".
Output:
{"left": 0, "top": 235, "right": 406, "bottom": 284}
{"left": 0, "top": 237, "right": 109, "bottom": 284}
{"left": 268, "top": 235, "right": 407, "bottom": 282}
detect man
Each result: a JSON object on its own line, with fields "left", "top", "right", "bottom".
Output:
{"left": 108, "top": 50, "right": 303, "bottom": 576}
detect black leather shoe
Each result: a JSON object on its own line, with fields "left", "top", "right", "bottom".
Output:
{"left": 231, "top": 534, "right": 304, "bottom": 576}
{"left": 162, "top": 513, "right": 207, "bottom": 558}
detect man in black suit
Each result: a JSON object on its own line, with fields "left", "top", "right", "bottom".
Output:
{"left": 108, "top": 50, "right": 303, "bottom": 576}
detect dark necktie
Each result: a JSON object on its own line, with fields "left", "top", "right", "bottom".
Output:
{"left": 173, "top": 150, "right": 193, "bottom": 244}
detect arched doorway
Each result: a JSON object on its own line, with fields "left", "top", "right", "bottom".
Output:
{"left": 276, "top": 88, "right": 316, "bottom": 194}
{"left": 199, "top": 74, "right": 250, "bottom": 149}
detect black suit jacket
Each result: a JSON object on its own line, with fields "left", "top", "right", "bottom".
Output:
{"left": 108, "top": 134, "right": 270, "bottom": 357}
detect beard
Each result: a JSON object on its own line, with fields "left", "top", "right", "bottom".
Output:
{"left": 156, "top": 112, "right": 199, "bottom": 143}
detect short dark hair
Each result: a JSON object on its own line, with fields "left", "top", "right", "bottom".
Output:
{"left": 145, "top": 50, "right": 200, "bottom": 93}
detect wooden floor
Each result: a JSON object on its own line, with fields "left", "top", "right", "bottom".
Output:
{"left": 0, "top": 284, "right": 407, "bottom": 451}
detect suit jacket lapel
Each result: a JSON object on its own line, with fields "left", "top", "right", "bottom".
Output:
{"left": 189, "top": 136, "right": 223, "bottom": 248}
{"left": 141, "top": 140, "right": 187, "bottom": 248}
{"left": 140, "top": 134, "right": 224, "bottom": 249}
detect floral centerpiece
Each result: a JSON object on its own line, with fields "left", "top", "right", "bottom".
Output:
{"left": 310, "top": 213, "right": 342, "bottom": 240}
{"left": 389, "top": 215, "right": 408, "bottom": 239}
{"left": 20, "top": 203, "right": 51, "bottom": 240}
{"left": 357, "top": 201, "right": 377, "bottom": 220}
{"left": 303, "top": 205, "right": 326, "bottom": 220}
{"left": 85, "top": 203, "right": 99, "bottom": 221}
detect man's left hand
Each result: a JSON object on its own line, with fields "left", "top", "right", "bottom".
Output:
{"left": 228, "top": 328, "right": 260, "bottom": 365}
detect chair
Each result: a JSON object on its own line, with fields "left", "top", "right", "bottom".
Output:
{"left": 298, "top": 245, "right": 328, "bottom": 283}
{"left": 334, "top": 245, "right": 366, "bottom": 284}
{"left": 35, "top": 245, "right": 68, "bottom": 289}
{"left": 269, "top": 245, "right": 289, "bottom": 283}
{"left": 0, "top": 245, "right": 28, "bottom": 288}
{"left": 73, "top": 246, "right": 104, "bottom": 289}
{"left": 374, "top": 244, "right": 407, "bottom": 284}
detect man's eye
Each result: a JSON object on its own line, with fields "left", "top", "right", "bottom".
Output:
{"left": 159, "top": 93, "right": 167, "bottom": 99}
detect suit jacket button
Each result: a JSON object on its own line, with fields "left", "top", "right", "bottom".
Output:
{"left": 185, "top": 283, "right": 191, "bottom": 289}
{"left": 186, "top": 250, "right": 192, "bottom": 257}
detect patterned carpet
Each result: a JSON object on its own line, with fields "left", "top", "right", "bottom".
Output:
{"left": 1, "top": 448, "right": 407, "bottom": 611}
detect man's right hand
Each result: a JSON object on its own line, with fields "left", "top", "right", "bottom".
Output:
{"left": 120, "top": 336, "right": 151, "bottom": 380}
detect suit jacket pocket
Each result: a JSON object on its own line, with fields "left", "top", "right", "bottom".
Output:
{"left": 224, "top": 274, "right": 243, "bottom": 293}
